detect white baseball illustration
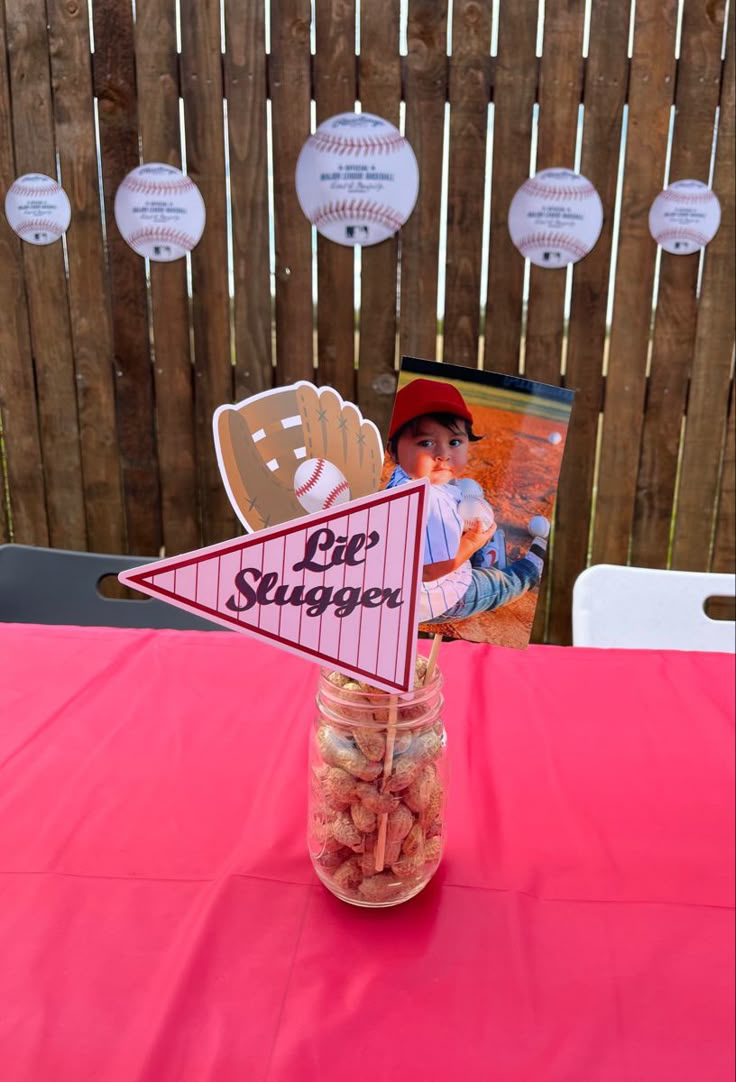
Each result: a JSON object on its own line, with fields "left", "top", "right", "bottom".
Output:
{"left": 548, "top": 431, "right": 562, "bottom": 445}
{"left": 508, "top": 168, "right": 604, "bottom": 268}
{"left": 459, "top": 495, "right": 495, "bottom": 532}
{"left": 294, "top": 458, "right": 351, "bottom": 513}
{"left": 648, "top": 179, "right": 721, "bottom": 255}
{"left": 295, "top": 111, "right": 419, "bottom": 247}
{"left": 114, "top": 163, "right": 205, "bottom": 262}
{"left": 4, "top": 173, "right": 71, "bottom": 246}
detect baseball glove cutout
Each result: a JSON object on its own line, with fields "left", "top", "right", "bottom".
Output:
{"left": 214, "top": 382, "right": 384, "bottom": 532}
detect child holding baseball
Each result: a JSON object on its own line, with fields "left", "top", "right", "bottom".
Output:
{"left": 385, "top": 378, "right": 548, "bottom": 626}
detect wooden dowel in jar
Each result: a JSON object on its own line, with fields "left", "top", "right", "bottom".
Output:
{"left": 424, "top": 634, "right": 442, "bottom": 686}
{"left": 374, "top": 696, "right": 398, "bottom": 873}
{"left": 374, "top": 637, "right": 441, "bottom": 873}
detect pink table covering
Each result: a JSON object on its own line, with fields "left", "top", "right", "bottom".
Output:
{"left": 0, "top": 624, "right": 733, "bottom": 1082}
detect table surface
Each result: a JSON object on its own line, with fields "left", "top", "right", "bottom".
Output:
{"left": 0, "top": 624, "right": 733, "bottom": 1082}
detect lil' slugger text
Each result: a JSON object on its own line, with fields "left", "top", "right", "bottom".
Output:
{"left": 226, "top": 526, "right": 402, "bottom": 619}
{"left": 116, "top": 478, "right": 426, "bottom": 691}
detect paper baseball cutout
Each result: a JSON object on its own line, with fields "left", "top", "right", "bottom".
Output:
{"left": 114, "top": 163, "right": 205, "bottom": 261}
{"left": 4, "top": 173, "right": 71, "bottom": 246}
{"left": 294, "top": 458, "right": 351, "bottom": 513}
{"left": 648, "top": 180, "right": 721, "bottom": 255}
{"left": 213, "top": 382, "right": 384, "bottom": 533}
{"left": 119, "top": 480, "right": 429, "bottom": 694}
{"left": 508, "top": 168, "right": 604, "bottom": 268}
{"left": 295, "top": 112, "right": 419, "bottom": 247}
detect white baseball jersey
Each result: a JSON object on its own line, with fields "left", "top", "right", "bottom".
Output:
{"left": 387, "top": 466, "right": 472, "bottom": 621}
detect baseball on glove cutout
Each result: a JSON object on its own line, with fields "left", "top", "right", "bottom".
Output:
{"left": 213, "top": 382, "right": 383, "bottom": 533}
{"left": 294, "top": 458, "right": 351, "bottom": 513}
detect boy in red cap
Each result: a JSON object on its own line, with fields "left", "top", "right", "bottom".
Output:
{"left": 386, "top": 377, "right": 548, "bottom": 625}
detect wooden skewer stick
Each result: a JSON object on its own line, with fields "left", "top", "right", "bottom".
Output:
{"left": 374, "top": 636, "right": 442, "bottom": 873}
{"left": 423, "top": 633, "right": 442, "bottom": 686}
{"left": 374, "top": 696, "right": 398, "bottom": 873}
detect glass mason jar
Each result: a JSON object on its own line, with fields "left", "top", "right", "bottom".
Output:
{"left": 308, "top": 659, "right": 447, "bottom": 908}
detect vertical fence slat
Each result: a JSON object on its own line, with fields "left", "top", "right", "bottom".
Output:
{"left": 672, "top": 4, "right": 735, "bottom": 571}
{"left": 269, "top": 0, "right": 314, "bottom": 385}
{"left": 400, "top": 0, "right": 448, "bottom": 363}
{"left": 523, "top": 0, "right": 585, "bottom": 388}
{"left": 483, "top": 0, "right": 537, "bottom": 375}
{"left": 0, "top": 4, "right": 47, "bottom": 544}
{"left": 442, "top": 0, "right": 492, "bottom": 367}
{"left": 357, "top": 0, "right": 401, "bottom": 436}
{"left": 591, "top": 0, "right": 678, "bottom": 566}
{"left": 631, "top": 0, "right": 726, "bottom": 569}
{"left": 48, "top": 0, "right": 125, "bottom": 555}
{"left": 225, "top": 0, "right": 274, "bottom": 401}
{"left": 711, "top": 389, "right": 734, "bottom": 575}
{"left": 314, "top": 1, "right": 356, "bottom": 400}
{"left": 135, "top": 0, "right": 200, "bottom": 556}
{"left": 180, "top": 0, "right": 235, "bottom": 546}
{"left": 524, "top": 0, "right": 586, "bottom": 643}
{"left": 6, "top": 1, "right": 86, "bottom": 550}
{"left": 93, "top": 0, "right": 162, "bottom": 556}
{"left": 546, "top": 0, "right": 629, "bottom": 645}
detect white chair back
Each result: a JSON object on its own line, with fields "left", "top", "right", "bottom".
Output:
{"left": 572, "top": 564, "right": 735, "bottom": 652}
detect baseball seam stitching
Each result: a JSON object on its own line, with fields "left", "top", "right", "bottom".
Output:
{"left": 15, "top": 219, "right": 64, "bottom": 237}
{"left": 522, "top": 179, "right": 596, "bottom": 201}
{"left": 655, "top": 228, "right": 710, "bottom": 247}
{"left": 121, "top": 177, "right": 195, "bottom": 195}
{"left": 9, "top": 182, "right": 62, "bottom": 197}
{"left": 308, "top": 132, "right": 404, "bottom": 156}
{"left": 127, "top": 226, "right": 197, "bottom": 251}
{"left": 294, "top": 459, "right": 325, "bottom": 499}
{"left": 311, "top": 200, "right": 404, "bottom": 230}
{"left": 323, "top": 480, "right": 349, "bottom": 508}
{"left": 516, "top": 232, "right": 589, "bottom": 259}
{"left": 659, "top": 189, "right": 714, "bottom": 205}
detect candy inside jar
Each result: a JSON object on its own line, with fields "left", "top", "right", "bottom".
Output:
{"left": 308, "top": 659, "right": 446, "bottom": 908}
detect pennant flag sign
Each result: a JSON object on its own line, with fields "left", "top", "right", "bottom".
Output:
{"left": 119, "top": 480, "right": 428, "bottom": 694}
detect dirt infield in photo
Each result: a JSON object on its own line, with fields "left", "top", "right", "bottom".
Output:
{"left": 381, "top": 401, "right": 569, "bottom": 650}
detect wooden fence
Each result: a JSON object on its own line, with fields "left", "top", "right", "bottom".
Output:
{"left": 0, "top": 0, "right": 733, "bottom": 644}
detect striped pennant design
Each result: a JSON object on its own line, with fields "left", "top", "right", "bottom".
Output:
{"left": 118, "top": 479, "right": 428, "bottom": 693}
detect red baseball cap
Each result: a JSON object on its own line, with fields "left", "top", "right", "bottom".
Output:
{"left": 388, "top": 378, "right": 474, "bottom": 439}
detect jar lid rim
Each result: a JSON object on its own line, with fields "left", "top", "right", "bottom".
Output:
{"left": 318, "top": 667, "right": 443, "bottom": 700}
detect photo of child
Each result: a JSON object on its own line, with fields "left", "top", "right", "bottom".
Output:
{"left": 382, "top": 357, "right": 574, "bottom": 649}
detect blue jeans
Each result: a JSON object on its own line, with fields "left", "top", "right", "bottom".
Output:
{"left": 422, "top": 557, "right": 540, "bottom": 623}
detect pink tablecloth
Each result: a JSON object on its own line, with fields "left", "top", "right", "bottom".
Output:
{"left": 0, "top": 624, "right": 733, "bottom": 1082}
